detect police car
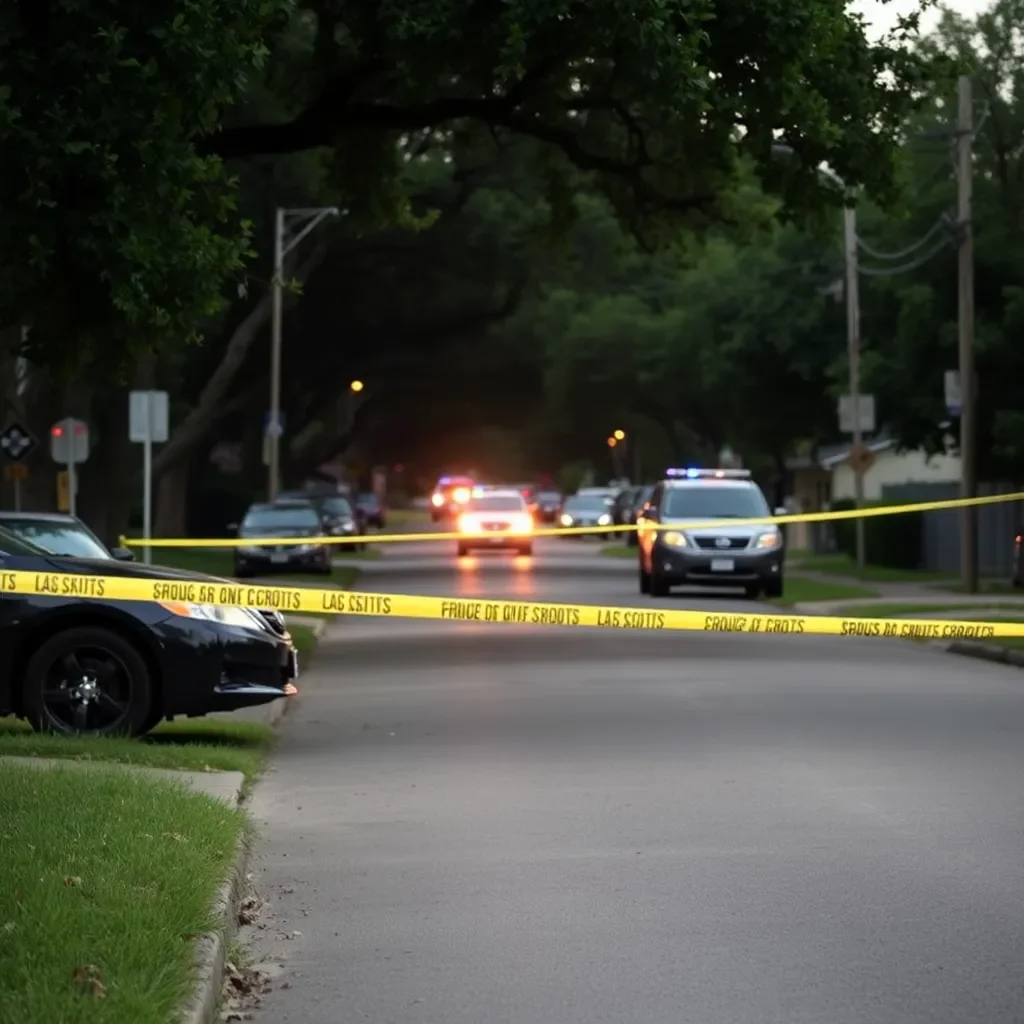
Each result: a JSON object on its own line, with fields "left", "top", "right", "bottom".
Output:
{"left": 636, "top": 468, "right": 786, "bottom": 598}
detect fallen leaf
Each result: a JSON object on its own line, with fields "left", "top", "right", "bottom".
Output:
{"left": 72, "top": 964, "right": 107, "bottom": 999}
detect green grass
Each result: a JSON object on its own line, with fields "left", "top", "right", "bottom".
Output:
{"left": 385, "top": 507, "right": 430, "bottom": 527}
{"left": 0, "top": 765, "right": 246, "bottom": 1024}
{"left": 769, "top": 577, "right": 879, "bottom": 607}
{"left": 0, "top": 717, "right": 275, "bottom": 779}
{"left": 599, "top": 544, "right": 636, "bottom": 558}
{"left": 287, "top": 623, "right": 319, "bottom": 659}
{"left": 789, "top": 552, "right": 955, "bottom": 583}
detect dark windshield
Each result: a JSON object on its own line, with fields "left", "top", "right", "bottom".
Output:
{"left": 470, "top": 494, "right": 525, "bottom": 512}
{"left": 320, "top": 496, "right": 354, "bottom": 517}
{"left": 0, "top": 524, "right": 50, "bottom": 556}
{"left": 564, "top": 495, "right": 611, "bottom": 512}
{"left": 663, "top": 484, "right": 770, "bottom": 519}
{"left": 242, "top": 506, "right": 320, "bottom": 529}
{"left": 0, "top": 519, "right": 110, "bottom": 558}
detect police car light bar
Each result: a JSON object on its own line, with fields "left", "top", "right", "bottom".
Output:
{"left": 665, "top": 468, "right": 752, "bottom": 480}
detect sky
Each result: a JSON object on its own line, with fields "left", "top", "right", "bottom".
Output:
{"left": 852, "top": 0, "right": 987, "bottom": 38}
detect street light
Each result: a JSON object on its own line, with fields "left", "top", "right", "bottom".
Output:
{"left": 349, "top": 379, "right": 364, "bottom": 393}
{"left": 771, "top": 144, "right": 866, "bottom": 569}
{"left": 613, "top": 429, "right": 625, "bottom": 441}
{"left": 267, "top": 206, "right": 340, "bottom": 501}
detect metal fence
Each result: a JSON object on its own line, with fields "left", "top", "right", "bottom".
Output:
{"left": 880, "top": 481, "right": 1024, "bottom": 576}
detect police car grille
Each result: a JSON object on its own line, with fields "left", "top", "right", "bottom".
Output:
{"left": 694, "top": 537, "right": 750, "bottom": 550}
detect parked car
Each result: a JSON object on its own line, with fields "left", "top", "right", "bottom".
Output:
{"left": 230, "top": 501, "right": 332, "bottom": 577}
{"left": 558, "top": 494, "right": 615, "bottom": 537}
{"left": 430, "top": 475, "right": 475, "bottom": 522}
{"left": 535, "top": 490, "right": 562, "bottom": 523}
{"left": 276, "top": 492, "right": 366, "bottom": 550}
{"left": 623, "top": 485, "right": 654, "bottom": 546}
{"left": 354, "top": 492, "right": 386, "bottom": 530}
{"left": 0, "top": 526, "right": 298, "bottom": 737}
{"left": 0, "top": 511, "right": 290, "bottom": 636}
{"left": 455, "top": 489, "right": 534, "bottom": 557}
{"left": 0, "top": 511, "right": 136, "bottom": 561}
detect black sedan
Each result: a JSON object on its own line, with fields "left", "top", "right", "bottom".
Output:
{"left": 231, "top": 501, "right": 333, "bottom": 577}
{"left": 0, "top": 527, "right": 298, "bottom": 737}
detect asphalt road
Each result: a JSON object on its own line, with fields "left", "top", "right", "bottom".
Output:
{"left": 242, "top": 534, "right": 1024, "bottom": 1024}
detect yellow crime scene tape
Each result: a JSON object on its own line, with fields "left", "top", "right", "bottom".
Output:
{"left": 120, "top": 490, "right": 1024, "bottom": 549}
{"left": 3, "top": 569, "right": 1020, "bottom": 641}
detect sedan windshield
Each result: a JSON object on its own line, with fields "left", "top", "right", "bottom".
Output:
{"left": 0, "top": 524, "right": 50, "bottom": 556}
{"left": 320, "top": 497, "right": 354, "bottom": 517}
{"left": 663, "top": 485, "right": 770, "bottom": 519}
{"left": 242, "top": 507, "right": 320, "bottom": 530}
{"left": 470, "top": 495, "right": 525, "bottom": 512}
{"left": 564, "top": 496, "right": 611, "bottom": 513}
{"left": 0, "top": 520, "right": 109, "bottom": 558}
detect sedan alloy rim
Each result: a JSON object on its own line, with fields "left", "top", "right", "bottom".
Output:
{"left": 41, "top": 645, "right": 133, "bottom": 734}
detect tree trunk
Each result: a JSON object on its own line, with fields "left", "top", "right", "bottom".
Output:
{"left": 154, "top": 460, "right": 190, "bottom": 536}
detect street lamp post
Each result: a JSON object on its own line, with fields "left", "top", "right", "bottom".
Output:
{"left": 267, "top": 206, "right": 339, "bottom": 501}
{"left": 770, "top": 146, "right": 865, "bottom": 568}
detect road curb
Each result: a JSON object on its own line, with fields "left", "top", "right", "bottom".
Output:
{"left": 179, "top": 820, "right": 251, "bottom": 1024}
{"left": 180, "top": 615, "right": 323, "bottom": 1022}
{"left": 945, "top": 639, "right": 1024, "bottom": 667}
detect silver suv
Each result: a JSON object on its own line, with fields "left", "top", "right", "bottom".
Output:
{"left": 637, "top": 469, "right": 786, "bottom": 599}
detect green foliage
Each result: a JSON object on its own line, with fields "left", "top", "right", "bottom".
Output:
{"left": 830, "top": 498, "right": 924, "bottom": 571}
{"left": 0, "top": 0, "right": 290, "bottom": 369}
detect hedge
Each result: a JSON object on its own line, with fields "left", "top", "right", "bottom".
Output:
{"left": 830, "top": 497, "right": 923, "bottom": 571}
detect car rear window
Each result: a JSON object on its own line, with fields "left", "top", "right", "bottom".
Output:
{"left": 470, "top": 494, "right": 525, "bottom": 512}
{"left": 243, "top": 507, "right": 321, "bottom": 529}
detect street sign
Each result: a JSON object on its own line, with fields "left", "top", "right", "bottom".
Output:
{"left": 129, "top": 390, "right": 169, "bottom": 443}
{"left": 0, "top": 420, "right": 37, "bottom": 462}
{"left": 846, "top": 442, "right": 877, "bottom": 475}
{"left": 944, "top": 370, "right": 961, "bottom": 416}
{"left": 838, "top": 395, "right": 876, "bottom": 434}
{"left": 49, "top": 418, "right": 89, "bottom": 464}
{"left": 3, "top": 463, "right": 28, "bottom": 482}
{"left": 263, "top": 411, "right": 285, "bottom": 438}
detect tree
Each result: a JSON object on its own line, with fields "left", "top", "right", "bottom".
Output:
{"left": 0, "top": 0, "right": 290, "bottom": 369}
{"left": 211, "top": 0, "right": 936, "bottom": 232}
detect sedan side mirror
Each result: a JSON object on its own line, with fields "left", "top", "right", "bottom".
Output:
{"left": 111, "top": 546, "right": 135, "bottom": 562}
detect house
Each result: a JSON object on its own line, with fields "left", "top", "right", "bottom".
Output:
{"left": 785, "top": 438, "right": 962, "bottom": 551}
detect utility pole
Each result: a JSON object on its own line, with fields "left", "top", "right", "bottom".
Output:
{"left": 957, "top": 75, "right": 978, "bottom": 593}
{"left": 844, "top": 203, "right": 866, "bottom": 570}
{"left": 267, "top": 206, "right": 339, "bottom": 502}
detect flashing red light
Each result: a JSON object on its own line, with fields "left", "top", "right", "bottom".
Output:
{"left": 51, "top": 426, "right": 63, "bottom": 437}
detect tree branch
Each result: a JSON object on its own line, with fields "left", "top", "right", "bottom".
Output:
{"left": 152, "top": 244, "right": 328, "bottom": 476}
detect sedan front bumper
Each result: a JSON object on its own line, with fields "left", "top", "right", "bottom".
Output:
{"left": 235, "top": 547, "right": 330, "bottom": 575}
{"left": 155, "top": 617, "right": 299, "bottom": 718}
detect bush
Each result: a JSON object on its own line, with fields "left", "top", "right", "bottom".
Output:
{"left": 830, "top": 497, "right": 923, "bottom": 570}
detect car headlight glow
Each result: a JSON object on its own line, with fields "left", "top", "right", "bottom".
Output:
{"left": 453, "top": 487, "right": 471, "bottom": 503}
{"left": 458, "top": 514, "right": 483, "bottom": 533}
{"left": 158, "top": 601, "right": 265, "bottom": 631}
{"left": 662, "top": 531, "right": 686, "bottom": 547}
{"left": 755, "top": 531, "right": 782, "bottom": 549}
{"left": 597, "top": 514, "right": 612, "bottom": 526}
{"left": 560, "top": 513, "right": 573, "bottom": 526}
{"left": 431, "top": 493, "right": 444, "bottom": 506}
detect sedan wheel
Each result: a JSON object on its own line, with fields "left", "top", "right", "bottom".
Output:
{"left": 23, "top": 626, "right": 154, "bottom": 737}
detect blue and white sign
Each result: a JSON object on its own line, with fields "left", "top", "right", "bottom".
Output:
{"left": 263, "top": 411, "right": 286, "bottom": 437}
{"left": 944, "top": 370, "right": 961, "bottom": 416}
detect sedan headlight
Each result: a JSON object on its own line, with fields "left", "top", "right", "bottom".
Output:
{"left": 560, "top": 514, "right": 574, "bottom": 526}
{"left": 755, "top": 531, "right": 782, "bottom": 549}
{"left": 597, "top": 514, "right": 612, "bottom": 526}
{"left": 158, "top": 601, "right": 265, "bottom": 631}
{"left": 238, "top": 545, "right": 262, "bottom": 556}
{"left": 662, "top": 531, "right": 687, "bottom": 547}
{"left": 332, "top": 520, "right": 356, "bottom": 534}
